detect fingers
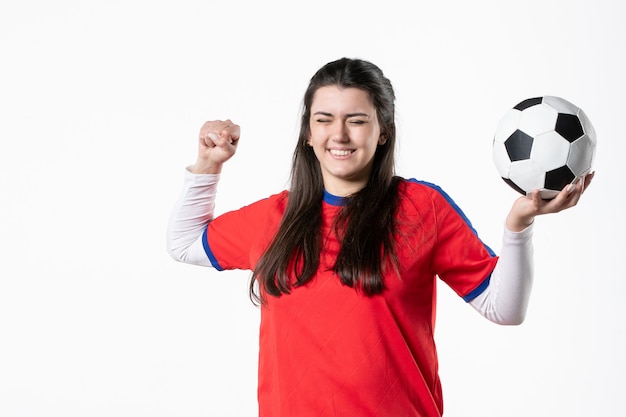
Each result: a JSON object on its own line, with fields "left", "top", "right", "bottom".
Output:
{"left": 206, "top": 133, "right": 219, "bottom": 146}
{"left": 563, "top": 179, "right": 583, "bottom": 208}
{"left": 582, "top": 171, "right": 595, "bottom": 193}
{"left": 539, "top": 177, "right": 586, "bottom": 214}
{"left": 570, "top": 171, "right": 595, "bottom": 196}
{"left": 199, "top": 119, "right": 240, "bottom": 148}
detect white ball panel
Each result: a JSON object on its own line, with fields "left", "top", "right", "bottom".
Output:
{"left": 531, "top": 131, "right": 571, "bottom": 170}
{"left": 492, "top": 141, "right": 512, "bottom": 177}
{"left": 577, "top": 108, "right": 597, "bottom": 145}
{"left": 509, "top": 159, "right": 546, "bottom": 193}
{"left": 567, "top": 135, "right": 596, "bottom": 175}
{"left": 494, "top": 109, "right": 521, "bottom": 144}
{"left": 518, "top": 103, "right": 558, "bottom": 136}
{"left": 543, "top": 96, "right": 579, "bottom": 115}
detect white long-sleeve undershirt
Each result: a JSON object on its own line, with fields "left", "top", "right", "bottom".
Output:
{"left": 166, "top": 169, "right": 218, "bottom": 267}
{"left": 167, "top": 170, "right": 534, "bottom": 325}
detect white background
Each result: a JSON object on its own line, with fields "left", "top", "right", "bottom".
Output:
{"left": 1, "top": 0, "right": 624, "bottom": 416}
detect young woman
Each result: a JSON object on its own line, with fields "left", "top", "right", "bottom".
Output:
{"left": 167, "top": 58, "right": 593, "bottom": 417}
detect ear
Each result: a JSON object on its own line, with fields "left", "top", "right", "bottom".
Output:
{"left": 378, "top": 134, "right": 387, "bottom": 145}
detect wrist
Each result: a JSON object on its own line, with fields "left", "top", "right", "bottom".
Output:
{"left": 506, "top": 213, "right": 534, "bottom": 232}
{"left": 191, "top": 159, "right": 223, "bottom": 174}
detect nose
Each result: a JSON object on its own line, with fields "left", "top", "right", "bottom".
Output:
{"left": 330, "top": 121, "right": 348, "bottom": 142}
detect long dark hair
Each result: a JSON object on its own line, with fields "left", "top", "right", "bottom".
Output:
{"left": 250, "top": 58, "right": 401, "bottom": 304}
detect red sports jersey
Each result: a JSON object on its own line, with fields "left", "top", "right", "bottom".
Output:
{"left": 203, "top": 178, "right": 498, "bottom": 417}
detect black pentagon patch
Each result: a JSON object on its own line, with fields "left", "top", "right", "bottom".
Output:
{"left": 502, "top": 177, "right": 526, "bottom": 195}
{"left": 504, "top": 130, "right": 534, "bottom": 161}
{"left": 514, "top": 97, "right": 543, "bottom": 111}
{"left": 545, "top": 165, "right": 575, "bottom": 191}
{"left": 555, "top": 113, "right": 584, "bottom": 142}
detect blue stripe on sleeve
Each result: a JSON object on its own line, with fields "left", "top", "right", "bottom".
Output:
{"left": 202, "top": 227, "right": 224, "bottom": 271}
{"left": 462, "top": 275, "right": 491, "bottom": 302}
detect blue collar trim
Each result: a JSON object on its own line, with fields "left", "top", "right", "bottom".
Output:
{"left": 323, "top": 189, "right": 349, "bottom": 206}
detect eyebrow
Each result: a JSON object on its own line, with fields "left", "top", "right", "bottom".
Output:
{"left": 312, "top": 111, "right": 371, "bottom": 118}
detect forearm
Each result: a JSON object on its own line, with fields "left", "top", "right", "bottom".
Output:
{"left": 166, "top": 168, "right": 219, "bottom": 266}
{"left": 469, "top": 224, "right": 534, "bottom": 325}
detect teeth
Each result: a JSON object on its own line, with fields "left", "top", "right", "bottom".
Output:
{"left": 330, "top": 149, "right": 353, "bottom": 156}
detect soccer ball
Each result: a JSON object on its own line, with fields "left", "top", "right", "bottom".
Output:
{"left": 492, "top": 96, "right": 597, "bottom": 199}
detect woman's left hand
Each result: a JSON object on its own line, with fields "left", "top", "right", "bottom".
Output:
{"left": 506, "top": 172, "right": 595, "bottom": 232}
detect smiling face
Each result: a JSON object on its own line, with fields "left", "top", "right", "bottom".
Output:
{"left": 308, "top": 85, "right": 385, "bottom": 196}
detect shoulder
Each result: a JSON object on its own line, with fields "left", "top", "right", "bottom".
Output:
{"left": 396, "top": 177, "right": 471, "bottom": 227}
{"left": 397, "top": 177, "right": 455, "bottom": 208}
{"left": 217, "top": 190, "right": 289, "bottom": 224}
{"left": 397, "top": 177, "right": 481, "bottom": 234}
{"left": 241, "top": 190, "right": 289, "bottom": 209}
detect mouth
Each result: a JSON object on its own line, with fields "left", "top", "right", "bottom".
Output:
{"left": 328, "top": 149, "right": 355, "bottom": 157}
